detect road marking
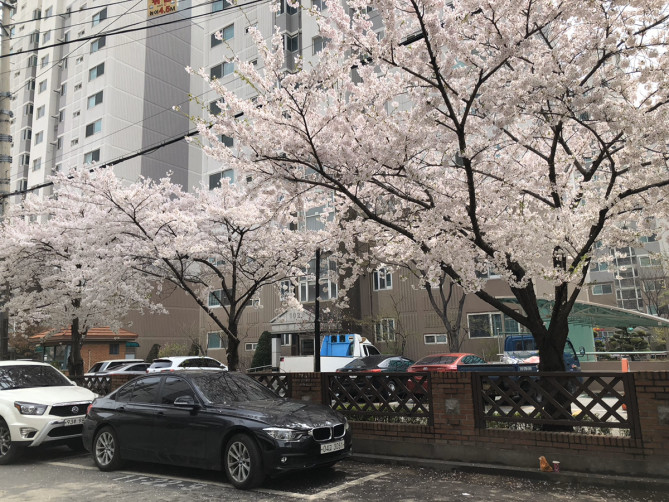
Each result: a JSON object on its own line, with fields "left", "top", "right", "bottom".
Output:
{"left": 48, "top": 459, "right": 388, "bottom": 499}
{"left": 257, "top": 472, "right": 388, "bottom": 500}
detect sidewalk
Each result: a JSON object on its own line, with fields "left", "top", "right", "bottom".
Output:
{"left": 351, "top": 452, "right": 669, "bottom": 492}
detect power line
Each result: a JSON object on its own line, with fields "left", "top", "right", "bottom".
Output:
{"left": 3, "top": 0, "right": 268, "bottom": 59}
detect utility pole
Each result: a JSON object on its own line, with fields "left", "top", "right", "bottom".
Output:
{"left": 0, "top": 0, "right": 14, "bottom": 360}
{"left": 314, "top": 248, "right": 321, "bottom": 372}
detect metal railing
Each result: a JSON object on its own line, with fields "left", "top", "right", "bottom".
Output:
{"left": 471, "top": 371, "right": 640, "bottom": 437}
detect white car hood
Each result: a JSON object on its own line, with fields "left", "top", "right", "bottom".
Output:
{"left": 2, "top": 385, "right": 96, "bottom": 405}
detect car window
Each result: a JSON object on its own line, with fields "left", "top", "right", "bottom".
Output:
{"left": 129, "top": 376, "right": 161, "bottom": 404}
{"left": 115, "top": 380, "right": 136, "bottom": 402}
{"left": 161, "top": 377, "right": 196, "bottom": 404}
{"left": 126, "top": 363, "right": 149, "bottom": 372}
{"left": 192, "top": 372, "right": 278, "bottom": 403}
{"left": 0, "top": 365, "right": 71, "bottom": 390}
{"left": 150, "top": 360, "right": 173, "bottom": 369}
{"left": 205, "top": 358, "right": 222, "bottom": 368}
{"left": 108, "top": 361, "right": 128, "bottom": 370}
{"left": 366, "top": 345, "right": 381, "bottom": 355}
{"left": 416, "top": 355, "right": 458, "bottom": 365}
{"left": 89, "top": 363, "right": 103, "bottom": 373}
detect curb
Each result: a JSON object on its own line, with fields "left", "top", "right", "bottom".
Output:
{"left": 350, "top": 453, "right": 669, "bottom": 492}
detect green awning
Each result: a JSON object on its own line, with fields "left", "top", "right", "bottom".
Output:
{"left": 500, "top": 298, "right": 669, "bottom": 329}
{"left": 125, "top": 342, "right": 140, "bottom": 347}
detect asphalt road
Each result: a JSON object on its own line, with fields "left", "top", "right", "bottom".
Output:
{"left": 0, "top": 445, "right": 665, "bottom": 502}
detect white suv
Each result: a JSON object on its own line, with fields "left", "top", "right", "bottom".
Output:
{"left": 0, "top": 361, "right": 97, "bottom": 464}
{"left": 85, "top": 358, "right": 144, "bottom": 376}
{"left": 146, "top": 356, "right": 227, "bottom": 373}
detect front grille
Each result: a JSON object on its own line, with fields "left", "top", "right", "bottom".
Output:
{"left": 312, "top": 427, "right": 332, "bottom": 442}
{"left": 312, "top": 423, "right": 345, "bottom": 442}
{"left": 47, "top": 425, "right": 83, "bottom": 438}
{"left": 50, "top": 402, "right": 91, "bottom": 417}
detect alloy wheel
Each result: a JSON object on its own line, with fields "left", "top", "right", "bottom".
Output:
{"left": 0, "top": 423, "right": 10, "bottom": 458}
{"left": 227, "top": 440, "right": 251, "bottom": 483}
{"left": 95, "top": 431, "right": 115, "bottom": 467}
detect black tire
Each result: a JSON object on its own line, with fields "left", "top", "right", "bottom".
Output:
{"left": 0, "top": 418, "right": 21, "bottom": 465}
{"left": 93, "top": 426, "right": 123, "bottom": 471}
{"left": 224, "top": 434, "right": 265, "bottom": 490}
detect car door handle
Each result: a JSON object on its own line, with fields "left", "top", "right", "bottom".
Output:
{"left": 117, "top": 406, "right": 125, "bottom": 412}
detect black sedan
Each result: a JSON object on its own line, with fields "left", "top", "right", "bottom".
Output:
{"left": 334, "top": 355, "right": 415, "bottom": 401}
{"left": 82, "top": 371, "right": 351, "bottom": 489}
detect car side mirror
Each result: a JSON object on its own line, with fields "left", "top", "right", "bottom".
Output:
{"left": 174, "top": 395, "right": 198, "bottom": 408}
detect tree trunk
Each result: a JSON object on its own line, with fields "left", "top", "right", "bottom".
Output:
{"left": 67, "top": 317, "right": 85, "bottom": 378}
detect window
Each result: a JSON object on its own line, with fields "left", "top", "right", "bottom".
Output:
{"left": 90, "top": 36, "right": 106, "bottom": 53}
{"left": 84, "top": 149, "right": 100, "bottom": 164}
{"left": 76, "top": 56, "right": 84, "bottom": 64}
{"left": 161, "top": 377, "right": 195, "bottom": 404}
{"left": 640, "top": 234, "right": 657, "bottom": 243}
{"left": 299, "top": 257, "right": 337, "bottom": 302}
{"left": 592, "top": 284, "right": 613, "bottom": 295}
{"left": 40, "top": 55, "right": 49, "bottom": 68}
{"left": 301, "top": 338, "right": 315, "bottom": 355}
{"left": 285, "top": 34, "right": 299, "bottom": 53}
{"left": 33, "top": 9, "right": 41, "bottom": 20}
{"left": 424, "top": 334, "right": 448, "bottom": 345}
{"left": 373, "top": 267, "right": 392, "bottom": 291}
{"left": 71, "top": 139, "right": 79, "bottom": 146}
{"left": 280, "top": 0, "right": 298, "bottom": 15}
{"left": 374, "top": 318, "right": 396, "bottom": 343}
{"left": 89, "top": 63, "right": 105, "bottom": 80}
{"left": 210, "top": 62, "right": 234, "bottom": 79}
{"left": 73, "top": 110, "right": 80, "bottom": 117}
{"left": 92, "top": 8, "right": 107, "bottom": 26}
{"left": 109, "top": 343, "right": 119, "bottom": 355}
{"left": 468, "top": 312, "right": 509, "bottom": 338}
{"left": 209, "top": 100, "right": 223, "bottom": 115}
{"left": 638, "top": 255, "right": 661, "bottom": 267}
{"left": 281, "top": 334, "right": 292, "bottom": 346}
{"left": 313, "top": 36, "right": 327, "bottom": 54}
{"left": 45, "top": 7, "right": 53, "bottom": 17}
{"left": 27, "top": 79, "right": 35, "bottom": 90}
{"left": 60, "top": 83, "right": 67, "bottom": 96}
{"left": 32, "top": 158, "right": 41, "bottom": 171}
{"left": 212, "top": 0, "right": 231, "bottom": 12}
{"left": 36, "top": 105, "right": 45, "bottom": 118}
{"left": 279, "top": 279, "right": 293, "bottom": 300}
{"left": 19, "top": 154, "right": 30, "bottom": 166}
{"left": 87, "top": 91, "right": 103, "bottom": 109}
{"left": 38, "top": 80, "right": 47, "bottom": 93}
{"left": 207, "top": 331, "right": 227, "bottom": 349}
{"left": 208, "top": 289, "right": 231, "bottom": 307}
{"left": 43, "top": 31, "right": 51, "bottom": 43}
{"left": 21, "top": 128, "right": 32, "bottom": 140}
{"left": 74, "top": 83, "right": 82, "bottom": 91}
{"left": 209, "top": 169, "right": 234, "bottom": 189}
{"left": 24, "top": 104, "right": 33, "bottom": 116}
{"left": 30, "top": 31, "right": 39, "bottom": 44}
{"left": 129, "top": 376, "right": 161, "bottom": 404}
{"left": 312, "top": 0, "right": 327, "bottom": 10}
{"left": 34, "top": 131, "right": 43, "bottom": 144}
{"left": 56, "top": 137, "right": 63, "bottom": 149}
{"left": 211, "top": 24, "right": 234, "bottom": 47}
{"left": 245, "top": 343, "right": 257, "bottom": 351}
{"left": 221, "top": 135, "right": 233, "bottom": 148}
{"left": 28, "top": 55, "right": 37, "bottom": 67}
{"left": 85, "top": 119, "right": 102, "bottom": 137}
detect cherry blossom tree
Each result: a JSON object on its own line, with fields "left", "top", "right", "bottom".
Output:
{"left": 0, "top": 191, "right": 161, "bottom": 377}
{"left": 58, "top": 169, "right": 318, "bottom": 371}
{"left": 195, "top": 0, "right": 669, "bottom": 370}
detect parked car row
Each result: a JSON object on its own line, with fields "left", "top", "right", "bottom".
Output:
{"left": 0, "top": 360, "right": 351, "bottom": 491}
{"left": 86, "top": 356, "right": 228, "bottom": 377}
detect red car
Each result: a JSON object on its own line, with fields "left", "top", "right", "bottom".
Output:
{"left": 406, "top": 353, "right": 486, "bottom": 396}
{"left": 408, "top": 353, "right": 486, "bottom": 373}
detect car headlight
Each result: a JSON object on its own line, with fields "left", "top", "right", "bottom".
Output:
{"left": 263, "top": 427, "right": 307, "bottom": 441}
{"left": 14, "top": 402, "right": 48, "bottom": 416}
{"left": 344, "top": 418, "right": 350, "bottom": 431}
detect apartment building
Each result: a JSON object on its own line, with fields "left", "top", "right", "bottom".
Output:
{"left": 6, "top": 0, "right": 199, "bottom": 202}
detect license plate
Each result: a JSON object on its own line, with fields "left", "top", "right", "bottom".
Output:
{"left": 64, "top": 416, "right": 85, "bottom": 426}
{"left": 320, "top": 439, "right": 345, "bottom": 454}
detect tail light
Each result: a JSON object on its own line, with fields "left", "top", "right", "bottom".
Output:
{"left": 87, "top": 403, "right": 94, "bottom": 415}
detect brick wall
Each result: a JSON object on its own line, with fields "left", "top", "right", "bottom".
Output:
{"left": 287, "top": 371, "right": 669, "bottom": 478}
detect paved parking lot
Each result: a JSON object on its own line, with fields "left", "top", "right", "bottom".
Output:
{"left": 0, "top": 445, "right": 666, "bottom": 502}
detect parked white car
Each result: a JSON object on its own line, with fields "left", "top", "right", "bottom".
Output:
{"left": 85, "top": 358, "right": 144, "bottom": 376}
{"left": 146, "top": 356, "right": 227, "bottom": 373}
{"left": 0, "top": 361, "right": 97, "bottom": 464}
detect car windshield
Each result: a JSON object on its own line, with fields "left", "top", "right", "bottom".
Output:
{"left": 416, "top": 355, "right": 458, "bottom": 365}
{"left": 192, "top": 372, "right": 279, "bottom": 404}
{"left": 0, "top": 365, "right": 72, "bottom": 390}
